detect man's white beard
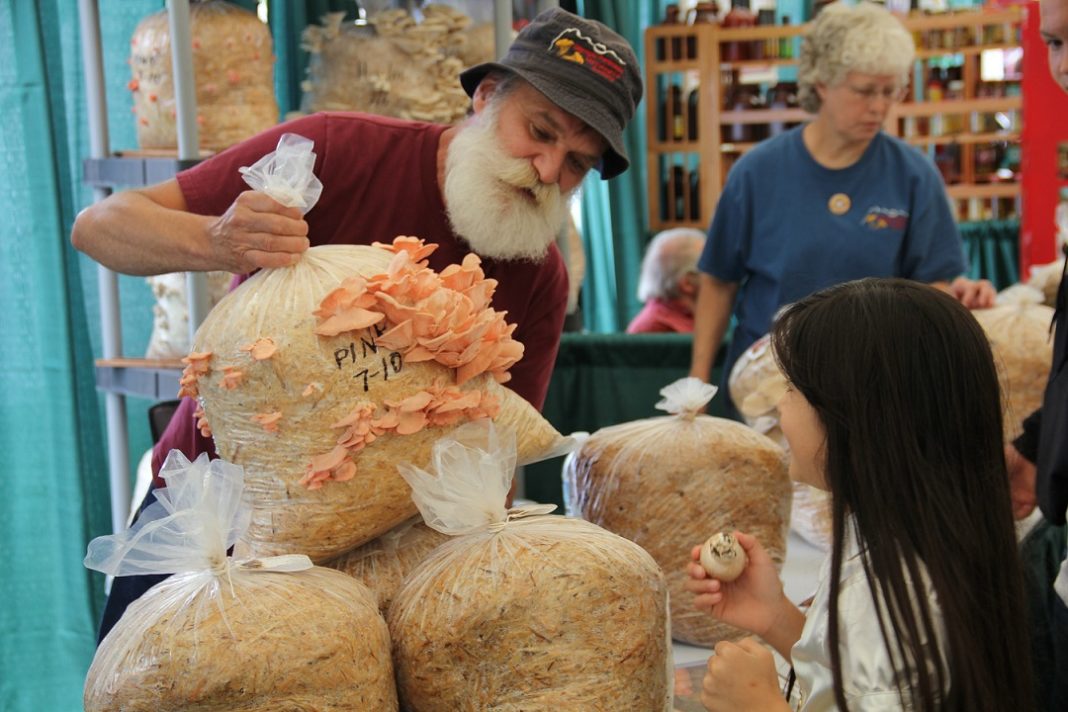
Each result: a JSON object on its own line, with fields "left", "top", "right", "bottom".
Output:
{"left": 444, "top": 104, "right": 571, "bottom": 262}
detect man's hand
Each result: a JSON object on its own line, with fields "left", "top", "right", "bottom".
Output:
{"left": 700, "top": 638, "right": 790, "bottom": 712}
{"left": 1005, "top": 442, "right": 1038, "bottom": 520}
{"left": 948, "top": 276, "right": 996, "bottom": 309}
{"left": 208, "top": 191, "right": 310, "bottom": 273}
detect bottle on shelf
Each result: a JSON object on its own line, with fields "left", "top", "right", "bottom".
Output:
{"left": 926, "top": 67, "right": 945, "bottom": 136}
{"left": 670, "top": 84, "right": 685, "bottom": 141}
{"left": 687, "top": 86, "right": 700, "bottom": 141}
{"left": 757, "top": 9, "right": 776, "bottom": 60}
{"left": 778, "top": 15, "right": 794, "bottom": 59}
{"left": 689, "top": 170, "right": 701, "bottom": 221}
{"left": 660, "top": 3, "right": 683, "bottom": 61}
{"left": 934, "top": 141, "right": 961, "bottom": 184}
{"left": 659, "top": 84, "right": 685, "bottom": 143}
{"left": 721, "top": 0, "right": 756, "bottom": 62}
{"left": 686, "top": 1, "right": 719, "bottom": 59}
{"left": 671, "top": 164, "right": 688, "bottom": 220}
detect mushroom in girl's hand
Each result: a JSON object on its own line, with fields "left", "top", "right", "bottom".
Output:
{"left": 699, "top": 532, "right": 747, "bottom": 581}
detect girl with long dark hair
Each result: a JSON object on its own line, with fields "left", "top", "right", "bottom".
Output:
{"left": 686, "top": 278, "right": 1033, "bottom": 711}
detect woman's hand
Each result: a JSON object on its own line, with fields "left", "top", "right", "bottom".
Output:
{"left": 700, "top": 637, "right": 790, "bottom": 712}
{"left": 684, "top": 531, "right": 787, "bottom": 638}
{"left": 948, "top": 276, "right": 996, "bottom": 309}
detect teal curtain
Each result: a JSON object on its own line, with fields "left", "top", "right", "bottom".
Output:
{"left": 576, "top": 0, "right": 656, "bottom": 333}
{"left": 1, "top": 3, "right": 111, "bottom": 710}
{"left": 960, "top": 218, "right": 1020, "bottom": 291}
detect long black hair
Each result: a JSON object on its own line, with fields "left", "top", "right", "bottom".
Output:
{"left": 770, "top": 278, "right": 1033, "bottom": 712}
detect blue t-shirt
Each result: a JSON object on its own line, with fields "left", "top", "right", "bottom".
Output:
{"left": 700, "top": 126, "right": 966, "bottom": 401}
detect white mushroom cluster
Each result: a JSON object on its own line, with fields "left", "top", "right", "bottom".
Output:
{"left": 300, "top": 5, "right": 498, "bottom": 125}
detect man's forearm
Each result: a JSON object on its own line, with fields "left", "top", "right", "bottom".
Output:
{"left": 72, "top": 189, "right": 212, "bottom": 276}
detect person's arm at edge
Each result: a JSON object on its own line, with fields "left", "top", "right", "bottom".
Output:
{"left": 71, "top": 179, "right": 309, "bottom": 276}
{"left": 689, "top": 273, "right": 739, "bottom": 382}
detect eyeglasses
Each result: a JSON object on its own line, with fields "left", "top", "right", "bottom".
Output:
{"left": 844, "top": 84, "right": 909, "bottom": 104}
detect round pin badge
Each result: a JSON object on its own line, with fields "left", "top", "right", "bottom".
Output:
{"left": 828, "top": 193, "right": 851, "bottom": 215}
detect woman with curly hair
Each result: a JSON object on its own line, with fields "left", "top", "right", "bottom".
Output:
{"left": 689, "top": 2, "right": 994, "bottom": 419}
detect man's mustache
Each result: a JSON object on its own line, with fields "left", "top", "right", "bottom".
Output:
{"left": 495, "top": 158, "right": 560, "bottom": 208}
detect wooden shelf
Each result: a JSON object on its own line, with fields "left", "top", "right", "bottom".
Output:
{"left": 647, "top": 58, "right": 703, "bottom": 72}
{"left": 903, "top": 131, "right": 1019, "bottom": 146}
{"left": 644, "top": 7, "right": 1025, "bottom": 232}
{"left": 649, "top": 140, "right": 702, "bottom": 153}
{"left": 718, "top": 108, "right": 809, "bottom": 125}
{"left": 899, "top": 6, "right": 1021, "bottom": 31}
{"left": 914, "top": 42, "right": 1021, "bottom": 60}
{"left": 720, "top": 142, "right": 759, "bottom": 154}
{"left": 891, "top": 96, "right": 1021, "bottom": 118}
{"left": 946, "top": 182, "right": 1020, "bottom": 198}
{"left": 95, "top": 358, "right": 183, "bottom": 400}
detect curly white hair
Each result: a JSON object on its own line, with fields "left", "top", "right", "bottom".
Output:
{"left": 797, "top": 1, "right": 915, "bottom": 113}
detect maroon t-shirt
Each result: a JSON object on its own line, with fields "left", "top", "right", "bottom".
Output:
{"left": 152, "top": 112, "right": 568, "bottom": 481}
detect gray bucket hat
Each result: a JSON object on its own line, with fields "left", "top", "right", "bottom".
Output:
{"left": 459, "top": 7, "right": 642, "bottom": 180}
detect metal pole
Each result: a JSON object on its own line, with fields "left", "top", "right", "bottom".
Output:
{"left": 494, "top": 0, "right": 512, "bottom": 61}
{"left": 166, "top": 0, "right": 211, "bottom": 341}
{"left": 78, "top": 0, "right": 130, "bottom": 536}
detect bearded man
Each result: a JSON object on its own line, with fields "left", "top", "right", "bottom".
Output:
{"left": 72, "top": 7, "right": 642, "bottom": 641}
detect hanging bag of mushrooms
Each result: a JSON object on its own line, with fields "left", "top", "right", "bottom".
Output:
{"left": 129, "top": 0, "right": 279, "bottom": 151}
{"left": 84, "top": 451, "right": 397, "bottom": 711}
{"left": 389, "top": 421, "right": 673, "bottom": 711}
{"left": 182, "top": 134, "right": 571, "bottom": 563}
{"left": 565, "top": 377, "right": 791, "bottom": 647}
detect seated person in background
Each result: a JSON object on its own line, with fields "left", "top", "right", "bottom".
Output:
{"left": 626, "top": 228, "right": 705, "bottom": 334}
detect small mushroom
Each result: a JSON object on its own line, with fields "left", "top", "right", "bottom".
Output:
{"left": 699, "top": 532, "right": 747, "bottom": 582}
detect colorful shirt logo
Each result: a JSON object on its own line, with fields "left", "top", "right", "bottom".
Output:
{"left": 861, "top": 206, "right": 908, "bottom": 231}
{"left": 549, "top": 28, "right": 625, "bottom": 82}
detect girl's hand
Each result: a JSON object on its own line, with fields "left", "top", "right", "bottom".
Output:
{"left": 701, "top": 637, "right": 790, "bottom": 712}
{"left": 684, "top": 531, "right": 787, "bottom": 638}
